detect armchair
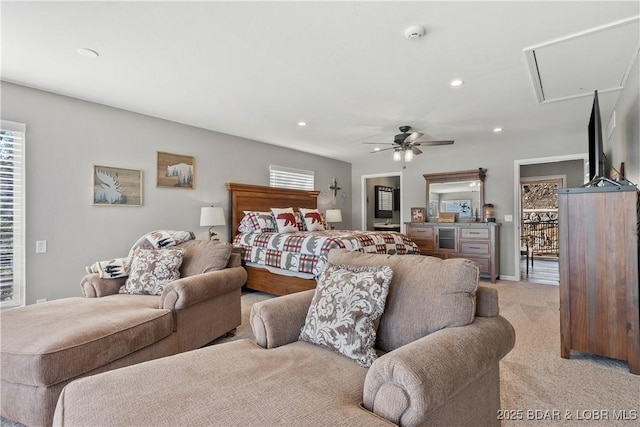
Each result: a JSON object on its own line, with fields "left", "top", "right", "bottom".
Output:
{"left": 1, "top": 239, "right": 247, "bottom": 427}
{"left": 53, "top": 249, "right": 514, "bottom": 427}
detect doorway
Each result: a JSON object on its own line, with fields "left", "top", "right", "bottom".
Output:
{"left": 361, "top": 173, "right": 402, "bottom": 231}
{"left": 514, "top": 154, "right": 588, "bottom": 284}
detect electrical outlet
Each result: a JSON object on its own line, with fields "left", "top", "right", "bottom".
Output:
{"left": 504, "top": 214, "right": 513, "bottom": 222}
{"left": 36, "top": 240, "right": 47, "bottom": 253}
{"left": 36, "top": 298, "right": 47, "bottom": 304}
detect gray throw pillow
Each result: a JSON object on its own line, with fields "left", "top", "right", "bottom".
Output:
{"left": 299, "top": 263, "right": 393, "bottom": 367}
{"left": 120, "top": 247, "right": 186, "bottom": 295}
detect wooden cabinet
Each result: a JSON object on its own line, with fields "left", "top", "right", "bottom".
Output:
{"left": 557, "top": 186, "right": 639, "bottom": 374}
{"left": 406, "top": 222, "right": 500, "bottom": 283}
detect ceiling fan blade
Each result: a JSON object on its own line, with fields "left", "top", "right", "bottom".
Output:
{"left": 370, "top": 147, "right": 396, "bottom": 153}
{"left": 414, "top": 140, "right": 455, "bottom": 146}
{"left": 404, "top": 132, "right": 424, "bottom": 144}
{"left": 362, "top": 142, "right": 395, "bottom": 145}
{"left": 411, "top": 146, "right": 423, "bottom": 155}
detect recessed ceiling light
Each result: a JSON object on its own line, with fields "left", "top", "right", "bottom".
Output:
{"left": 493, "top": 127, "right": 503, "bottom": 133}
{"left": 450, "top": 79, "right": 464, "bottom": 87}
{"left": 76, "top": 48, "right": 99, "bottom": 59}
{"left": 373, "top": 147, "right": 381, "bottom": 151}
{"left": 297, "top": 121, "right": 307, "bottom": 127}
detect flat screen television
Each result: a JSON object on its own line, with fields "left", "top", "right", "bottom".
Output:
{"left": 588, "top": 90, "right": 606, "bottom": 180}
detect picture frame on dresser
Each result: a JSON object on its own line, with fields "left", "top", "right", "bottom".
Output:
{"left": 411, "top": 207, "right": 426, "bottom": 222}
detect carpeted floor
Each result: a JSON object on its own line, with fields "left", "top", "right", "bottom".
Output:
{"left": 3, "top": 282, "right": 639, "bottom": 426}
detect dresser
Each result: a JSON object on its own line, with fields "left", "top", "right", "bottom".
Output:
{"left": 405, "top": 222, "right": 500, "bottom": 283}
{"left": 556, "top": 185, "right": 639, "bottom": 374}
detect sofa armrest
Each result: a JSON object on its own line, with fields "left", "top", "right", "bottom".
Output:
{"left": 363, "top": 315, "right": 515, "bottom": 427}
{"left": 160, "top": 266, "right": 247, "bottom": 310}
{"left": 250, "top": 289, "right": 315, "bottom": 349}
{"left": 80, "top": 274, "right": 126, "bottom": 297}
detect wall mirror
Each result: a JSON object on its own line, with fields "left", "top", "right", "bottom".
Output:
{"left": 423, "top": 169, "right": 486, "bottom": 222}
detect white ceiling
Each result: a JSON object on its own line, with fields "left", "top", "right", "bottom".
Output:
{"left": 2, "top": 1, "right": 639, "bottom": 163}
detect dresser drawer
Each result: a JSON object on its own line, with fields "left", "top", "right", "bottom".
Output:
{"left": 407, "top": 225, "right": 434, "bottom": 237}
{"left": 460, "top": 242, "right": 490, "bottom": 255}
{"left": 460, "top": 228, "right": 489, "bottom": 239}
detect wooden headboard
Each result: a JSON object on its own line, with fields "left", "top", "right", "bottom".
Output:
{"left": 226, "top": 183, "right": 320, "bottom": 238}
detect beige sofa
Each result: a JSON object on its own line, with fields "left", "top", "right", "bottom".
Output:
{"left": 54, "top": 249, "right": 515, "bottom": 427}
{"left": 1, "top": 240, "right": 247, "bottom": 427}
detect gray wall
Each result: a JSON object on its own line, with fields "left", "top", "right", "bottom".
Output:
{"left": 607, "top": 54, "right": 639, "bottom": 186}
{"left": 520, "top": 160, "right": 585, "bottom": 188}
{"left": 351, "top": 129, "right": 588, "bottom": 280}
{"left": 1, "top": 82, "right": 351, "bottom": 304}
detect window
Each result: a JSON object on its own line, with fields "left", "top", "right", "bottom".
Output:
{"left": 269, "top": 165, "right": 314, "bottom": 191}
{"left": 1, "top": 120, "right": 25, "bottom": 308}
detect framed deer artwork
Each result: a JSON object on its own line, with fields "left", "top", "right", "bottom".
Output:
{"left": 92, "top": 165, "right": 142, "bottom": 206}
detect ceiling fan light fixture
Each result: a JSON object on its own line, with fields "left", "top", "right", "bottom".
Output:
{"left": 404, "top": 149, "right": 414, "bottom": 162}
{"left": 393, "top": 150, "right": 402, "bottom": 162}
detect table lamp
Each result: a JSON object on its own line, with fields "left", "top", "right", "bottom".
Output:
{"left": 200, "top": 206, "right": 226, "bottom": 240}
{"left": 325, "top": 209, "right": 342, "bottom": 230}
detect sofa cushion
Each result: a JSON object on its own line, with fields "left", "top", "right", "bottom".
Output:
{"left": 54, "top": 340, "right": 392, "bottom": 427}
{"left": 178, "top": 240, "right": 233, "bottom": 276}
{"left": 299, "top": 263, "right": 392, "bottom": 367}
{"left": 0, "top": 295, "right": 172, "bottom": 387}
{"left": 120, "top": 247, "right": 186, "bottom": 295}
{"left": 327, "top": 249, "right": 479, "bottom": 353}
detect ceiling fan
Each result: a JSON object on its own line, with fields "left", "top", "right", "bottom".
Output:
{"left": 364, "top": 125, "right": 454, "bottom": 162}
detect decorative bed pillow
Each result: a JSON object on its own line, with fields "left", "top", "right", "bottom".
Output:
{"left": 270, "top": 207, "right": 299, "bottom": 233}
{"left": 299, "top": 263, "right": 393, "bottom": 367}
{"left": 119, "top": 247, "right": 186, "bottom": 295}
{"left": 294, "top": 211, "right": 305, "bottom": 231}
{"left": 299, "top": 208, "right": 326, "bottom": 231}
{"left": 239, "top": 211, "right": 276, "bottom": 233}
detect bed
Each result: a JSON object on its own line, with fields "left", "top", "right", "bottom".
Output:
{"left": 226, "top": 182, "right": 420, "bottom": 295}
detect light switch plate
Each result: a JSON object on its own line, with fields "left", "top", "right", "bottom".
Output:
{"left": 36, "top": 240, "right": 47, "bottom": 253}
{"left": 504, "top": 214, "right": 513, "bottom": 222}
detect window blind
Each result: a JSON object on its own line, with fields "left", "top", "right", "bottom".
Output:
{"left": 1, "top": 120, "right": 25, "bottom": 308}
{"left": 269, "top": 165, "right": 314, "bottom": 191}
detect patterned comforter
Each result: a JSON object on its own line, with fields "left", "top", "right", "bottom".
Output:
{"left": 233, "top": 230, "right": 420, "bottom": 277}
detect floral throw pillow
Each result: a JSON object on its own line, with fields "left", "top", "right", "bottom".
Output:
{"left": 270, "top": 207, "right": 299, "bottom": 233}
{"left": 299, "top": 263, "right": 393, "bottom": 367}
{"left": 119, "top": 248, "right": 186, "bottom": 295}
{"left": 299, "top": 208, "right": 326, "bottom": 231}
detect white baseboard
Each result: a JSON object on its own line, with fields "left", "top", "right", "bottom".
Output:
{"left": 499, "top": 275, "right": 518, "bottom": 282}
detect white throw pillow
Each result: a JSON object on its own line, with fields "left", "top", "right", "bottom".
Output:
{"left": 299, "top": 208, "right": 326, "bottom": 231}
{"left": 270, "top": 207, "right": 299, "bottom": 233}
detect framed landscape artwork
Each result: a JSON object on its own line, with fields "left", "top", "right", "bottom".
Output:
{"left": 93, "top": 165, "right": 142, "bottom": 206}
{"left": 157, "top": 151, "right": 195, "bottom": 189}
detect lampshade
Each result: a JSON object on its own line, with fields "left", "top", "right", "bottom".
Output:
{"left": 200, "top": 206, "right": 226, "bottom": 226}
{"left": 325, "top": 209, "right": 342, "bottom": 223}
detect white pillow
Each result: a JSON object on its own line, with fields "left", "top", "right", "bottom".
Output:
{"left": 270, "top": 207, "right": 299, "bottom": 233}
{"left": 299, "top": 208, "right": 326, "bottom": 231}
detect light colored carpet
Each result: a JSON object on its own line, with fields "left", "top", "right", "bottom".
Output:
{"left": 3, "top": 284, "right": 639, "bottom": 426}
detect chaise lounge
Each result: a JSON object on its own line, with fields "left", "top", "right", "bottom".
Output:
{"left": 1, "top": 239, "right": 247, "bottom": 427}
{"left": 54, "top": 249, "right": 515, "bottom": 427}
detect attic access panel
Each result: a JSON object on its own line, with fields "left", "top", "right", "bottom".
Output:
{"left": 525, "top": 17, "right": 639, "bottom": 103}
